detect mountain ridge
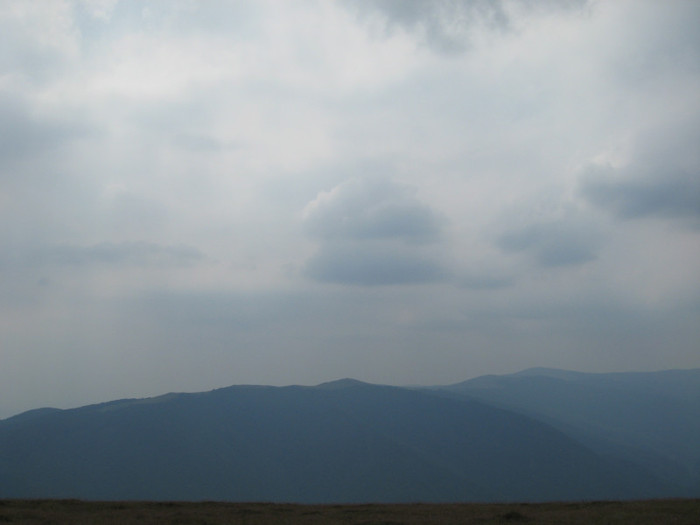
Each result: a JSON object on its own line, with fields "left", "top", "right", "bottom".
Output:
{"left": 1, "top": 368, "right": 697, "bottom": 502}
{"left": 436, "top": 367, "right": 700, "bottom": 496}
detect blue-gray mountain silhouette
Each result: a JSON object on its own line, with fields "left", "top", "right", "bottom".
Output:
{"left": 436, "top": 367, "right": 700, "bottom": 496}
{"left": 0, "top": 370, "right": 696, "bottom": 502}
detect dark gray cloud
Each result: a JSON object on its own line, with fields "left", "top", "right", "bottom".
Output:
{"left": 304, "top": 242, "right": 445, "bottom": 286}
{"left": 346, "top": 0, "right": 507, "bottom": 54}
{"left": 582, "top": 168, "right": 700, "bottom": 225}
{"left": 497, "top": 219, "right": 600, "bottom": 268}
{"left": 346, "top": 0, "right": 586, "bottom": 54}
{"left": 303, "top": 177, "right": 441, "bottom": 243}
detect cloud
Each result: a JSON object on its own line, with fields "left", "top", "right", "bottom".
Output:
{"left": 0, "top": 94, "right": 84, "bottom": 165}
{"left": 303, "top": 176, "right": 441, "bottom": 243}
{"left": 459, "top": 272, "right": 514, "bottom": 291}
{"left": 304, "top": 176, "right": 439, "bottom": 243}
{"left": 582, "top": 167, "right": 700, "bottom": 225}
{"left": 346, "top": 0, "right": 499, "bottom": 54}
{"left": 304, "top": 242, "right": 445, "bottom": 286}
{"left": 1, "top": 1, "right": 700, "bottom": 419}
{"left": 497, "top": 216, "right": 600, "bottom": 268}
{"left": 0, "top": 2, "right": 78, "bottom": 84}
{"left": 580, "top": 118, "right": 700, "bottom": 228}
{"left": 302, "top": 176, "right": 445, "bottom": 286}
{"left": 346, "top": 0, "right": 587, "bottom": 54}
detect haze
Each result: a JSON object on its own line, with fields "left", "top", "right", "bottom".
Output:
{"left": 1, "top": 0, "right": 699, "bottom": 419}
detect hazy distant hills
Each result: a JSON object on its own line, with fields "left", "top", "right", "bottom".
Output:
{"left": 1, "top": 369, "right": 698, "bottom": 503}
{"left": 435, "top": 367, "right": 700, "bottom": 496}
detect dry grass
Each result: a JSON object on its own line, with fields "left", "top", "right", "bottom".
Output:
{"left": 0, "top": 498, "right": 698, "bottom": 524}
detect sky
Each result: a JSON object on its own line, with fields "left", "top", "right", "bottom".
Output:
{"left": 1, "top": 0, "right": 699, "bottom": 418}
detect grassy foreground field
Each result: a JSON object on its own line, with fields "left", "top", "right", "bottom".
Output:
{"left": 0, "top": 499, "right": 698, "bottom": 524}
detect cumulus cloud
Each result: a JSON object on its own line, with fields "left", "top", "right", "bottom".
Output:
{"left": 303, "top": 176, "right": 441, "bottom": 243}
{"left": 582, "top": 169, "right": 700, "bottom": 224}
{"left": 497, "top": 214, "right": 601, "bottom": 268}
{"left": 582, "top": 173, "right": 700, "bottom": 220}
{"left": 302, "top": 176, "right": 445, "bottom": 286}
{"left": 580, "top": 119, "right": 700, "bottom": 228}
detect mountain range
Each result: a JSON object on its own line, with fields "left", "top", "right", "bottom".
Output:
{"left": 1, "top": 368, "right": 698, "bottom": 502}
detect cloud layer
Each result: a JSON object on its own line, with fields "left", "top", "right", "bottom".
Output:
{"left": 0, "top": 0, "right": 698, "bottom": 418}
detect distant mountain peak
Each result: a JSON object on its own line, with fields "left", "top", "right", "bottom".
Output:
{"left": 513, "top": 367, "right": 581, "bottom": 379}
{"left": 3, "top": 407, "right": 62, "bottom": 423}
{"left": 315, "top": 378, "right": 371, "bottom": 390}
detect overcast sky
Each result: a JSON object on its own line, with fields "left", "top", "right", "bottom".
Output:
{"left": 1, "top": 0, "right": 699, "bottom": 418}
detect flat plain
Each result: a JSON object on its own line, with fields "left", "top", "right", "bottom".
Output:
{"left": 0, "top": 499, "right": 698, "bottom": 524}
